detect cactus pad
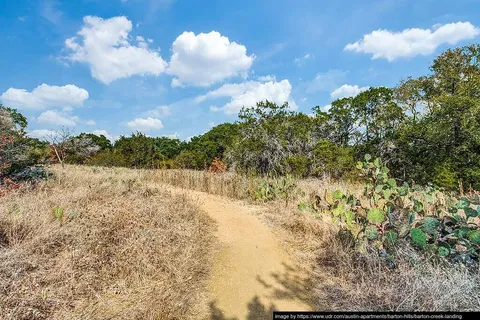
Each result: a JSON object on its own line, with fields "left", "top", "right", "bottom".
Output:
{"left": 410, "top": 228, "right": 427, "bottom": 249}
{"left": 365, "top": 225, "right": 379, "bottom": 240}
{"left": 367, "top": 208, "right": 385, "bottom": 224}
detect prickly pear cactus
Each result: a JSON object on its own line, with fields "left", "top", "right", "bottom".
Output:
{"left": 367, "top": 208, "right": 385, "bottom": 224}
{"left": 410, "top": 228, "right": 427, "bottom": 249}
{"left": 365, "top": 225, "right": 379, "bottom": 240}
{"left": 310, "top": 154, "right": 480, "bottom": 267}
{"left": 422, "top": 217, "right": 440, "bottom": 234}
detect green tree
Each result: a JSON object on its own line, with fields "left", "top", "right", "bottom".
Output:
{"left": 114, "top": 133, "right": 162, "bottom": 169}
{"left": 395, "top": 44, "right": 480, "bottom": 189}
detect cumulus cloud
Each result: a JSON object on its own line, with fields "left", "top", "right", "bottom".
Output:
{"left": 126, "top": 117, "right": 164, "bottom": 131}
{"left": 145, "top": 105, "right": 171, "bottom": 117}
{"left": 65, "top": 16, "right": 167, "bottom": 84}
{"left": 345, "top": 21, "right": 480, "bottom": 61}
{"left": 199, "top": 79, "right": 296, "bottom": 115}
{"left": 330, "top": 84, "right": 369, "bottom": 100}
{"left": 37, "top": 110, "right": 79, "bottom": 126}
{"left": 167, "top": 31, "right": 255, "bottom": 87}
{"left": 0, "top": 84, "right": 89, "bottom": 110}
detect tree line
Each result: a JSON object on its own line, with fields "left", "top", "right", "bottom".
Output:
{"left": 1, "top": 44, "right": 479, "bottom": 190}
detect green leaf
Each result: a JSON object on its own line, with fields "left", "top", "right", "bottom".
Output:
{"left": 438, "top": 246, "right": 450, "bottom": 257}
{"left": 356, "top": 161, "right": 363, "bottom": 170}
{"left": 298, "top": 203, "right": 307, "bottom": 211}
{"left": 465, "top": 207, "right": 478, "bottom": 218}
{"left": 333, "top": 203, "right": 345, "bottom": 217}
{"left": 455, "top": 227, "right": 470, "bottom": 238}
{"left": 53, "top": 207, "right": 64, "bottom": 219}
{"left": 332, "top": 190, "right": 344, "bottom": 200}
{"left": 457, "top": 197, "right": 470, "bottom": 209}
{"left": 422, "top": 217, "right": 440, "bottom": 234}
{"left": 367, "top": 208, "right": 385, "bottom": 224}
{"left": 397, "top": 186, "right": 408, "bottom": 196}
{"left": 413, "top": 199, "right": 424, "bottom": 213}
{"left": 345, "top": 210, "right": 355, "bottom": 228}
{"left": 467, "top": 231, "right": 480, "bottom": 244}
{"left": 384, "top": 231, "right": 398, "bottom": 246}
{"left": 375, "top": 185, "right": 384, "bottom": 194}
{"left": 409, "top": 212, "right": 415, "bottom": 225}
{"left": 365, "top": 225, "right": 379, "bottom": 240}
{"left": 387, "top": 178, "right": 397, "bottom": 188}
{"left": 373, "top": 158, "right": 381, "bottom": 168}
{"left": 410, "top": 228, "right": 427, "bottom": 249}
{"left": 364, "top": 154, "right": 372, "bottom": 162}
{"left": 382, "top": 189, "right": 392, "bottom": 200}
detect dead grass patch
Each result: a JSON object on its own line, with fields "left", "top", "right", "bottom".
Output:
{"left": 0, "top": 165, "right": 216, "bottom": 319}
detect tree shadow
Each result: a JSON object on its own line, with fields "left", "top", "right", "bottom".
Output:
{"left": 208, "top": 296, "right": 275, "bottom": 320}
{"left": 208, "top": 301, "right": 238, "bottom": 320}
{"left": 257, "top": 262, "right": 315, "bottom": 307}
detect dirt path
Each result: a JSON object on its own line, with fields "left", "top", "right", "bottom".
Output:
{"left": 163, "top": 186, "right": 313, "bottom": 319}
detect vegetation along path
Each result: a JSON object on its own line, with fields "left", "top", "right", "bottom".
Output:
{"left": 162, "top": 185, "right": 313, "bottom": 319}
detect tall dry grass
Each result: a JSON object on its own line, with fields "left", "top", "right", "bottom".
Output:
{"left": 151, "top": 169, "right": 251, "bottom": 199}
{"left": 0, "top": 165, "right": 216, "bottom": 319}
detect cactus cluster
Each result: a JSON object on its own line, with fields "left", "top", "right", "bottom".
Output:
{"left": 246, "top": 176, "right": 300, "bottom": 205}
{"left": 306, "top": 154, "right": 480, "bottom": 267}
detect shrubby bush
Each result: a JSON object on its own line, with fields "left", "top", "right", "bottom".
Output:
{"left": 300, "top": 155, "right": 480, "bottom": 268}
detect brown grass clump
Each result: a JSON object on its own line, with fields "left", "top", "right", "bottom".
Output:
{"left": 0, "top": 165, "right": 216, "bottom": 319}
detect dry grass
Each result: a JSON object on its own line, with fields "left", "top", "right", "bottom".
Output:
{"left": 0, "top": 165, "right": 216, "bottom": 319}
{"left": 262, "top": 202, "right": 480, "bottom": 312}
{"left": 150, "top": 169, "right": 480, "bottom": 311}
{"left": 151, "top": 169, "right": 250, "bottom": 199}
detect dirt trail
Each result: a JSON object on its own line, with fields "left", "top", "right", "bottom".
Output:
{"left": 163, "top": 186, "right": 313, "bottom": 319}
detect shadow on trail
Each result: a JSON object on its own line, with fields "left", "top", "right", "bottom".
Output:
{"left": 257, "top": 262, "right": 314, "bottom": 307}
{"left": 208, "top": 262, "right": 313, "bottom": 319}
{"left": 208, "top": 296, "right": 276, "bottom": 320}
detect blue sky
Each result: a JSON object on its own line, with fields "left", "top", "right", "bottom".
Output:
{"left": 0, "top": 0, "right": 479, "bottom": 141}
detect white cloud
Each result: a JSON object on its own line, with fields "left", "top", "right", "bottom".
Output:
{"left": 65, "top": 16, "right": 167, "bottom": 84}
{"left": 200, "top": 79, "right": 296, "bottom": 115}
{"left": 146, "top": 105, "right": 171, "bottom": 117}
{"left": 167, "top": 31, "right": 255, "bottom": 87}
{"left": 294, "top": 53, "right": 313, "bottom": 66}
{"left": 163, "top": 133, "right": 179, "bottom": 139}
{"left": 257, "top": 75, "right": 276, "bottom": 82}
{"left": 85, "top": 119, "right": 96, "bottom": 126}
{"left": 0, "top": 84, "right": 89, "bottom": 110}
{"left": 171, "top": 78, "right": 184, "bottom": 88}
{"left": 330, "top": 84, "right": 369, "bottom": 100}
{"left": 345, "top": 21, "right": 480, "bottom": 61}
{"left": 91, "top": 130, "right": 117, "bottom": 142}
{"left": 37, "top": 110, "right": 79, "bottom": 126}
{"left": 28, "top": 129, "right": 58, "bottom": 140}
{"left": 126, "top": 117, "right": 164, "bottom": 131}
